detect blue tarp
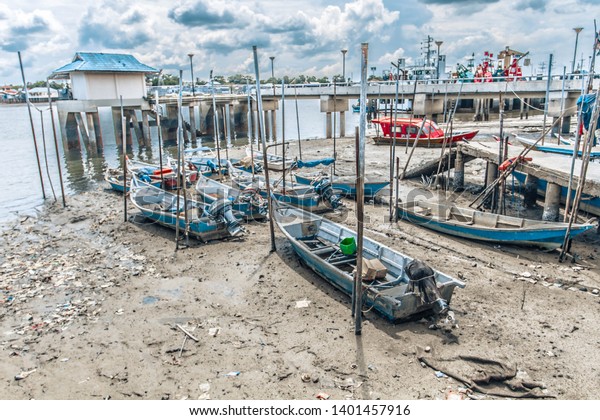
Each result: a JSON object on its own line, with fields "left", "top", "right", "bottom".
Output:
{"left": 296, "top": 158, "right": 335, "bottom": 168}
{"left": 577, "top": 93, "right": 599, "bottom": 145}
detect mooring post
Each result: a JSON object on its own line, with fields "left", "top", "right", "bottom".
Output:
{"left": 453, "top": 147, "right": 464, "bottom": 191}
{"left": 542, "top": 182, "right": 562, "bottom": 222}
{"left": 523, "top": 174, "right": 539, "bottom": 208}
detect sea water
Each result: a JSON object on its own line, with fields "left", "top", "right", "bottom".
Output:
{"left": 0, "top": 100, "right": 362, "bottom": 221}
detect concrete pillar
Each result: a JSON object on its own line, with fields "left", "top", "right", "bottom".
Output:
{"left": 74, "top": 112, "right": 90, "bottom": 154}
{"left": 85, "top": 112, "right": 98, "bottom": 154}
{"left": 112, "top": 107, "right": 123, "bottom": 149}
{"left": 523, "top": 174, "right": 539, "bottom": 208}
{"left": 519, "top": 98, "right": 525, "bottom": 120}
{"left": 91, "top": 111, "right": 103, "bottom": 151}
{"left": 129, "top": 110, "right": 145, "bottom": 147}
{"left": 551, "top": 117, "right": 560, "bottom": 136}
{"left": 561, "top": 115, "right": 571, "bottom": 135}
{"left": 326, "top": 112, "right": 332, "bottom": 139}
{"left": 124, "top": 111, "right": 133, "bottom": 149}
{"left": 224, "top": 105, "right": 231, "bottom": 146}
{"left": 340, "top": 111, "right": 346, "bottom": 137}
{"left": 142, "top": 111, "right": 151, "bottom": 147}
{"left": 65, "top": 112, "right": 81, "bottom": 151}
{"left": 542, "top": 182, "right": 562, "bottom": 222}
{"left": 165, "top": 105, "right": 178, "bottom": 143}
{"left": 453, "top": 149, "right": 464, "bottom": 191}
{"left": 484, "top": 162, "right": 498, "bottom": 208}
{"left": 264, "top": 110, "right": 270, "bottom": 141}
{"left": 188, "top": 105, "right": 197, "bottom": 143}
{"left": 270, "top": 109, "right": 277, "bottom": 142}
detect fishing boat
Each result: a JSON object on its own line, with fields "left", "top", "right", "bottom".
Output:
{"left": 229, "top": 164, "right": 342, "bottom": 212}
{"left": 246, "top": 147, "right": 295, "bottom": 171}
{"left": 104, "top": 158, "right": 175, "bottom": 193}
{"left": 514, "top": 135, "right": 600, "bottom": 158}
{"left": 294, "top": 172, "right": 389, "bottom": 197}
{"left": 195, "top": 175, "right": 268, "bottom": 220}
{"left": 396, "top": 199, "right": 595, "bottom": 249}
{"left": 130, "top": 175, "right": 245, "bottom": 240}
{"left": 273, "top": 201, "right": 464, "bottom": 322}
{"left": 186, "top": 146, "right": 262, "bottom": 175}
{"left": 371, "top": 117, "right": 478, "bottom": 146}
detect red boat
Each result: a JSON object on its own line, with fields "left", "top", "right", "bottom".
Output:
{"left": 371, "top": 117, "right": 478, "bottom": 147}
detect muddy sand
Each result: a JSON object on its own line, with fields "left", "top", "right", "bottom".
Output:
{"left": 1, "top": 116, "right": 599, "bottom": 400}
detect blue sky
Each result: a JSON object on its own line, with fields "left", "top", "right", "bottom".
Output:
{"left": 1, "top": 0, "right": 599, "bottom": 84}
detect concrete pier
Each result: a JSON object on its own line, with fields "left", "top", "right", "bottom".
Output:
{"left": 542, "top": 182, "right": 562, "bottom": 221}
{"left": 453, "top": 149, "right": 464, "bottom": 191}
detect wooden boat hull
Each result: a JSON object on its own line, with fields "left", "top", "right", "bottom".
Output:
{"left": 195, "top": 175, "right": 267, "bottom": 220}
{"left": 396, "top": 200, "right": 595, "bottom": 249}
{"left": 247, "top": 148, "right": 294, "bottom": 171}
{"left": 515, "top": 135, "right": 600, "bottom": 158}
{"left": 372, "top": 130, "right": 478, "bottom": 146}
{"left": 294, "top": 174, "right": 389, "bottom": 197}
{"left": 274, "top": 202, "right": 464, "bottom": 322}
{"left": 130, "top": 178, "right": 234, "bottom": 241}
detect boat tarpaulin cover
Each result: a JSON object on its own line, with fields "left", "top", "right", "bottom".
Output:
{"left": 296, "top": 158, "right": 335, "bottom": 168}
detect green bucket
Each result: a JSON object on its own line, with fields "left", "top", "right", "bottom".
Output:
{"left": 339, "top": 237, "right": 356, "bottom": 255}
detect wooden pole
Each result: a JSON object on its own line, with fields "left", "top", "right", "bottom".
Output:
{"left": 353, "top": 42, "right": 369, "bottom": 336}
{"left": 400, "top": 118, "right": 427, "bottom": 178}
{"left": 46, "top": 79, "right": 66, "bottom": 207}
{"left": 389, "top": 59, "right": 400, "bottom": 221}
{"left": 18, "top": 51, "right": 46, "bottom": 199}
{"left": 177, "top": 70, "right": 190, "bottom": 247}
{"left": 155, "top": 91, "right": 165, "bottom": 188}
{"left": 211, "top": 71, "right": 224, "bottom": 183}
{"left": 120, "top": 96, "right": 127, "bottom": 222}
{"left": 333, "top": 79, "right": 337, "bottom": 175}
{"left": 175, "top": 75, "right": 182, "bottom": 251}
{"left": 294, "top": 86, "right": 302, "bottom": 160}
{"left": 253, "top": 46, "right": 277, "bottom": 252}
{"left": 395, "top": 156, "right": 400, "bottom": 221}
{"left": 541, "top": 53, "right": 553, "bottom": 145}
{"left": 247, "top": 79, "right": 256, "bottom": 179}
{"left": 281, "top": 80, "right": 286, "bottom": 194}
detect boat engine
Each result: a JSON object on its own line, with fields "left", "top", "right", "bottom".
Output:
{"left": 239, "top": 186, "right": 268, "bottom": 217}
{"left": 405, "top": 259, "right": 449, "bottom": 315}
{"left": 205, "top": 199, "right": 244, "bottom": 237}
{"left": 312, "top": 177, "right": 342, "bottom": 209}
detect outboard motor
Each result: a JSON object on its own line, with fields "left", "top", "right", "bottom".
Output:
{"left": 312, "top": 177, "right": 342, "bottom": 209}
{"left": 206, "top": 199, "right": 244, "bottom": 237}
{"left": 240, "top": 186, "right": 268, "bottom": 217}
{"left": 405, "top": 259, "right": 449, "bottom": 315}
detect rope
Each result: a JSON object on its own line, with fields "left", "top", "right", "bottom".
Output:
{"left": 505, "top": 83, "right": 579, "bottom": 113}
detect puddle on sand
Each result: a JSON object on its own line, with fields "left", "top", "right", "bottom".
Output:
{"left": 142, "top": 296, "right": 160, "bottom": 305}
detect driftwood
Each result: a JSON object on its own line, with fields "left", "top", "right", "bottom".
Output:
{"left": 176, "top": 324, "right": 199, "bottom": 342}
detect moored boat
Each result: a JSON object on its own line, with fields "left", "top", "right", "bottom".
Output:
{"left": 229, "top": 166, "right": 342, "bottom": 212}
{"left": 371, "top": 117, "right": 478, "bottom": 146}
{"left": 514, "top": 135, "right": 600, "bottom": 158}
{"left": 195, "top": 175, "right": 268, "bottom": 220}
{"left": 246, "top": 147, "right": 295, "bottom": 171}
{"left": 396, "top": 199, "right": 595, "bottom": 249}
{"left": 293, "top": 173, "right": 389, "bottom": 197}
{"left": 273, "top": 201, "right": 464, "bottom": 322}
{"left": 130, "top": 175, "right": 245, "bottom": 240}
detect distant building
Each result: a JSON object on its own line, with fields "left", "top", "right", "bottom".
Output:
{"left": 27, "top": 87, "right": 60, "bottom": 102}
{"left": 49, "top": 52, "right": 157, "bottom": 101}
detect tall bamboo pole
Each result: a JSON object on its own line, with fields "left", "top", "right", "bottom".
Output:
{"left": 253, "top": 46, "right": 277, "bottom": 252}
{"left": 46, "top": 78, "right": 66, "bottom": 207}
{"left": 18, "top": 51, "right": 46, "bottom": 199}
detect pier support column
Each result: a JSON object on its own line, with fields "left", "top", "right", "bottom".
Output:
{"left": 264, "top": 110, "right": 270, "bottom": 141}
{"left": 91, "top": 111, "right": 103, "bottom": 151}
{"left": 542, "top": 182, "right": 562, "bottom": 222}
{"left": 453, "top": 149, "right": 464, "bottom": 191}
{"left": 326, "top": 112, "right": 332, "bottom": 139}
{"left": 74, "top": 112, "right": 91, "bottom": 155}
{"left": 340, "top": 111, "right": 346, "bottom": 137}
{"left": 561, "top": 115, "right": 571, "bottom": 135}
{"left": 112, "top": 107, "right": 123, "bottom": 149}
{"left": 124, "top": 111, "right": 133, "bottom": 149}
{"left": 85, "top": 112, "right": 98, "bottom": 154}
{"left": 270, "top": 110, "right": 277, "bottom": 142}
{"left": 523, "top": 174, "right": 539, "bottom": 208}
{"left": 142, "top": 111, "right": 151, "bottom": 147}
{"left": 188, "top": 105, "right": 197, "bottom": 144}
{"left": 225, "top": 104, "right": 232, "bottom": 146}
{"left": 129, "top": 110, "right": 144, "bottom": 147}
{"left": 484, "top": 162, "right": 498, "bottom": 208}
{"left": 165, "top": 105, "right": 178, "bottom": 143}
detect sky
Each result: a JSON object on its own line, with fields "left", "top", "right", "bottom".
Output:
{"left": 1, "top": 0, "right": 599, "bottom": 85}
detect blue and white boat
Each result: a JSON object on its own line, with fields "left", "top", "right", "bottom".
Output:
{"left": 229, "top": 165, "right": 342, "bottom": 212}
{"left": 514, "top": 135, "right": 600, "bottom": 158}
{"left": 273, "top": 201, "right": 464, "bottom": 322}
{"left": 294, "top": 173, "right": 389, "bottom": 198}
{"left": 130, "top": 175, "right": 245, "bottom": 240}
{"left": 396, "top": 199, "right": 595, "bottom": 249}
{"left": 195, "top": 175, "right": 268, "bottom": 220}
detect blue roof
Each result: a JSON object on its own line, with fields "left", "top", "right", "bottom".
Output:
{"left": 51, "top": 52, "right": 157, "bottom": 77}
